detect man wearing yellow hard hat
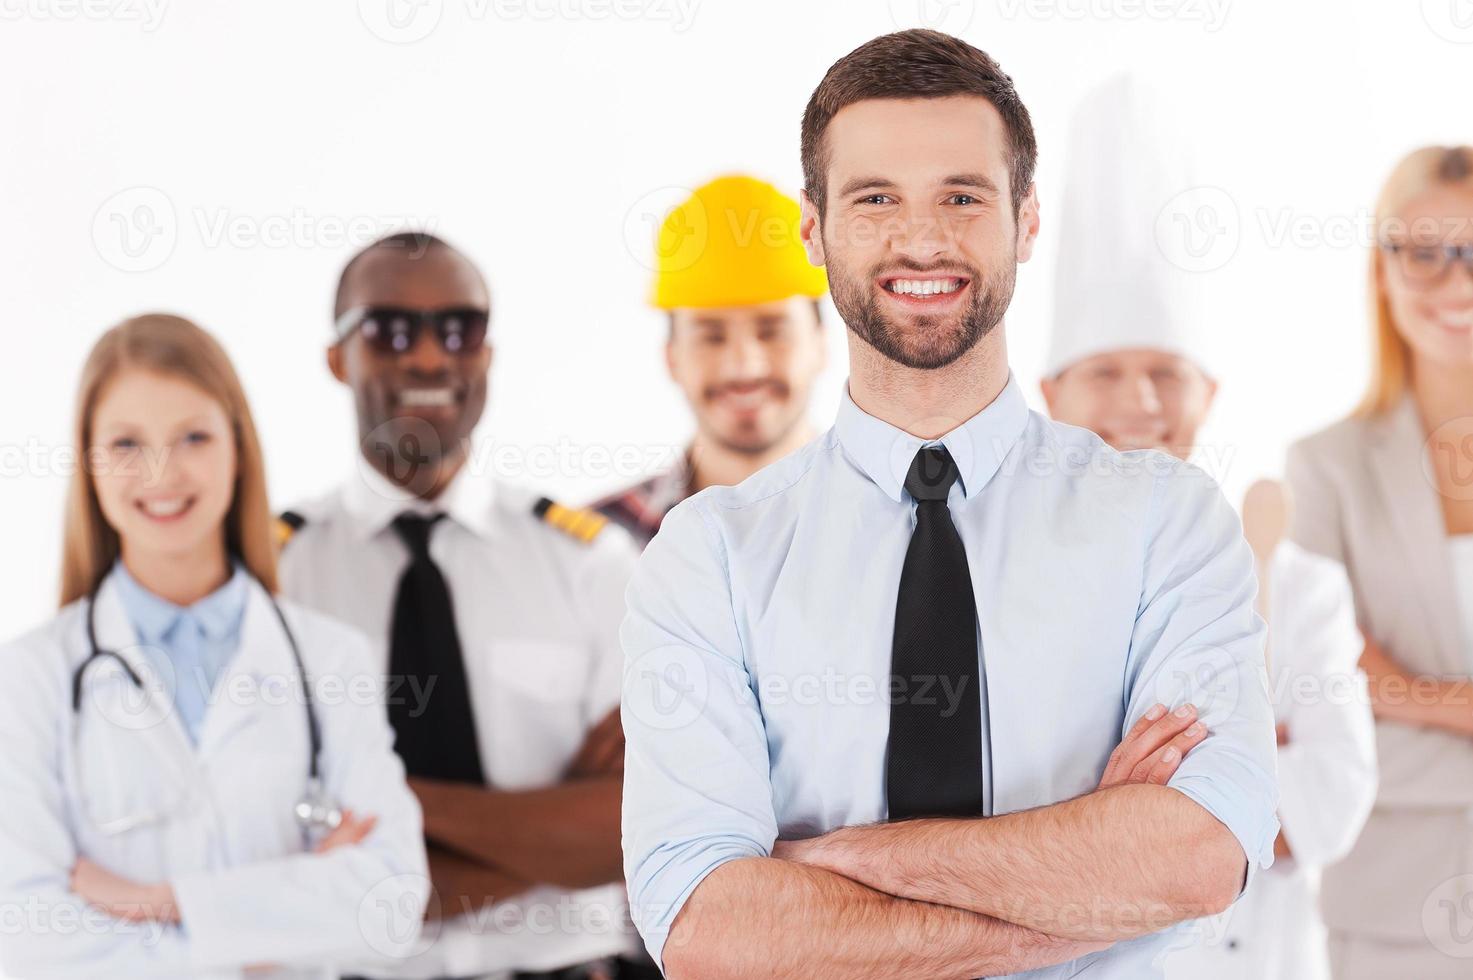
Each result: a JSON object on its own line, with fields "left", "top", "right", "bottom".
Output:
{"left": 594, "top": 174, "right": 829, "bottom": 547}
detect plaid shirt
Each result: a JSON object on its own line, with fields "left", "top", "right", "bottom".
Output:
{"left": 591, "top": 458, "right": 692, "bottom": 550}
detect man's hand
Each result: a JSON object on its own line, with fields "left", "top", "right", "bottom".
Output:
{"left": 69, "top": 858, "right": 179, "bottom": 924}
{"left": 1097, "top": 703, "right": 1207, "bottom": 789}
{"left": 565, "top": 707, "right": 624, "bottom": 779}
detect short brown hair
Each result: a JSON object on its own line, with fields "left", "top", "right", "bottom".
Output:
{"left": 800, "top": 29, "right": 1037, "bottom": 218}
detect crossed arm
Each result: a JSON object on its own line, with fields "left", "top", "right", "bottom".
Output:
{"left": 412, "top": 706, "right": 627, "bottom": 915}
{"left": 662, "top": 705, "right": 1242, "bottom": 980}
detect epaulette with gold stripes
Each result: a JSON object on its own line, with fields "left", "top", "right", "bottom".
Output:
{"left": 274, "top": 510, "right": 306, "bottom": 549}
{"left": 533, "top": 497, "right": 607, "bottom": 543}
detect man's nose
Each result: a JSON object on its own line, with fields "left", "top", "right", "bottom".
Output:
{"left": 1128, "top": 376, "right": 1164, "bottom": 414}
{"left": 889, "top": 204, "right": 954, "bottom": 264}
{"left": 718, "top": 333, "right": 770, "bottom": 380}
{"left": 400, "top": 321, "right": 451, "bottom": 374}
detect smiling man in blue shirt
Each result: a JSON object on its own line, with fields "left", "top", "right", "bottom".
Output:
{"left": 620, "top": 29, "right": 1279, "bottom": 980}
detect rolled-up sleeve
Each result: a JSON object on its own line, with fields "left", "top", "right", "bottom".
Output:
{"left": 620, "top": 500, "right": 777, "bottom": 968}
{"left": 1124, "top": 460, "right": 1280, "bottom": 880}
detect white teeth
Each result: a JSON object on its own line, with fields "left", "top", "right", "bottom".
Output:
{"left": 888, "top": 278, "right": 962, "bottom": 296}
{"left": 140, "top": 497, "right": 189, "bottom": 517}
{"left": 400, "top": 388, "right": 454, "bottom": 407}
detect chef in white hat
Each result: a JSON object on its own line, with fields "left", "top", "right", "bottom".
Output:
{"left": 1041, "top": 75, "right": 1378, "bottom": 980}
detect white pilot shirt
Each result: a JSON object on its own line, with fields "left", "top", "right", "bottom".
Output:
{"left": 277, "top": 462, "right": 641, "bottom": 980}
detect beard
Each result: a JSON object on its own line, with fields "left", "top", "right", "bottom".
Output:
{"left": 827, "top": 251, "right": 1015, "bottom": 370}
{"left": 700, "top": 379, "right": 801, "bottom": 455}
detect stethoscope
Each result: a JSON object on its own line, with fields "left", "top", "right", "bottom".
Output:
{"left": 71, "top": 569, "right": 343, "bottom": 838}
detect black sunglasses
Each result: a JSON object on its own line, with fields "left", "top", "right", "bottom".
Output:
{"left": 333, "top": 306, "right": 489, "bottom": 355}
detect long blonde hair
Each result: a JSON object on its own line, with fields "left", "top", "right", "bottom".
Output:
{"left": 1356, "top": 145, "right": 1473, "bottom": 418}
{"left": 60, "top": 314, "right": 278, "bottom": 605}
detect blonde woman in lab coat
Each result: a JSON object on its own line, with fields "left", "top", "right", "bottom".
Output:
{"left": 0, "top": 314, "right": 428, "bottom": 979}
{"left": 1040, "top": 74, "right": 1378, "bottom": 979}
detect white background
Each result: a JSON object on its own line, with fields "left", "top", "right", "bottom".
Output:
{"left": 1, "top": 0, "right": 1469, "bottom": 631}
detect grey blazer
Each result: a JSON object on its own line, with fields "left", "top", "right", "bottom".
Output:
{"left": 1286, "top": 395, "right": 1473, "bottom": 944}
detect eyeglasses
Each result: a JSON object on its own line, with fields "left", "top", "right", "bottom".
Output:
{"left": 334, "top": 306, "right": 489, "bottom": 355}
{"left": 1378, "top": 241, "right": 1473, "bottom": 287}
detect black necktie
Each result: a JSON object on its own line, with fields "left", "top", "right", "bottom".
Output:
{"left": 387, "top": 512, "right": 485, "bottom": 783}
{"left": 887, "top": 446, "right": 985, "bottom": 820}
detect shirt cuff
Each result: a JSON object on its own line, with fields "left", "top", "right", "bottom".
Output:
{"left": 635, "top": 842, "right": 766, "bottom": 970}
{"left": 1166, "top": 774, "right": 1278, "bottom": 898}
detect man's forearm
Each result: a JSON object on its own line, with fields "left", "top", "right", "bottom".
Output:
{"left": 660, "top": 856, "right": 1107, "bottom": 980}
{"left": 412, "top": 776, "right": 623, "bottom": 889}
{"left": 424, "top": 845, "right": 534, "bottom": 920}
{"left": 787, "top": 784, "right": 1245, "bottom": 942}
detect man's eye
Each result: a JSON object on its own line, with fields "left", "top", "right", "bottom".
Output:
{"left": 948, "top": 194, "right": 978, "bottom": 206}
{"left": 859, "top": 195, "right": 893, "bottom": 206}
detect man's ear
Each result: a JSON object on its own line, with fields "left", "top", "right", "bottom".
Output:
{"left": 800, "top": 190, "right": 826, "bottom": 268}
{"left": 326, "top": 342, "right": 349, "bottom": 384}
{"left": 1204, "top": 376, "right": 1220, "bottom": 412}
{"left": 1014, "top": 183, "right": 1041, "bottom": 264}
{"left": 1039, "top": 374, "right": 1059, "bottom": 415}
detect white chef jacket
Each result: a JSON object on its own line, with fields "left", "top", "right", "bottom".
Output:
{"left": 277, "top": 462, "right": 641, "bottom": 979}
{"left": 1163, "top": 540, "right": 1377, "bottom": 979}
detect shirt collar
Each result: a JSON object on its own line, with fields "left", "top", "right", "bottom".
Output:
{"left": 111, "top": 559, "right": 249, "bottom": 643}
{"left": 342, "top": 458, "right": 494, "bottom": 541}
{"left": 834, "top": 371, "right": 1030, "bottom": 504}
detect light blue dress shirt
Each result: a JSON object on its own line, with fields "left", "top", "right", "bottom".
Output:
{"left": 112, "top": 560, "right": 249, "bottom": 744}
{"left": 620, "top": 373, "right": 1280, "bottom": 978}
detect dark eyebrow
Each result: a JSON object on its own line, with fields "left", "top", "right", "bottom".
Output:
{"left": 838, "top": 176, "right": 898, "bottom": 198}
{"left": 942, "top": 173, "right": 1000, "bottom": 195}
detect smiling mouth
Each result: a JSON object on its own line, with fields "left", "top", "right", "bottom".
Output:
{"left": 879, "top": 275, "right": 970, "bottom": 303}
{"left": 1435, "top": 310, "right": 1473, "bottom": 332}
{"left": 135, "top": 495, "right": 195, "bottom": 522}
{"left": 397, "top": 387, "right": 459, "bottom": 409}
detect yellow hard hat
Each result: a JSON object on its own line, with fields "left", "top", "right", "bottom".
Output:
{"left": 650, "top": 175, "right": 828, "bottom": 310}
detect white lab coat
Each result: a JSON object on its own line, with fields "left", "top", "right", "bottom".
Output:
{"left": 0, "top": 569, "right": 430, "bottom": 979}
{"left": 1163, "top": 541, "right": 1378, "bottom": 979}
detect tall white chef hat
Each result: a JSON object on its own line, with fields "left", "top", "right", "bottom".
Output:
{"left": 1044, "top": 73, "right": 1220, "bottom": 379}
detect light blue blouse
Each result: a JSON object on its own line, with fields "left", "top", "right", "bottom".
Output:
{"left": 112, "top": 560, "right": 249, "bottom": 743}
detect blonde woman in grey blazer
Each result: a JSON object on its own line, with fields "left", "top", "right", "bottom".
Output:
{"left": 1287, "top": 144, "right": 1473, "bottom": 977}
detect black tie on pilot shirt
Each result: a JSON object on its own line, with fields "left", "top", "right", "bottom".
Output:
{"left": 387, "top": 512, "right": 485, "bottom": 783}
{"left": 886, "top": 445, "right": 985, "bottom": 820}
